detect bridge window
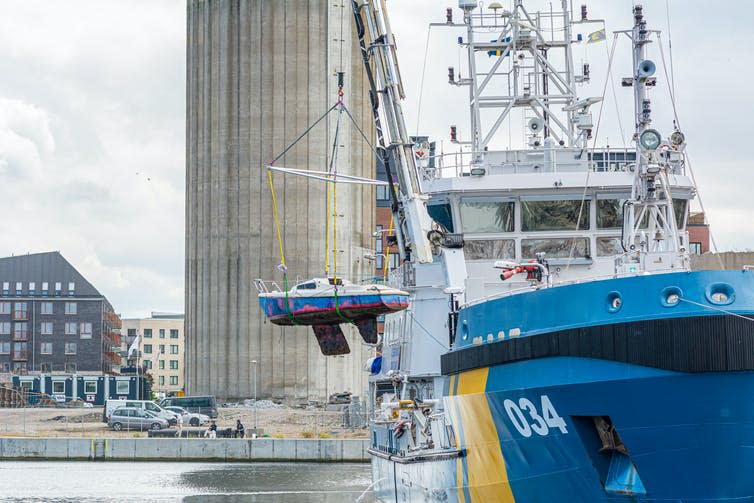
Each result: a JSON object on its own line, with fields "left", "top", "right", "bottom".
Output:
{"left": 428, "top": 203, "right": 454, "bottom": 232}
{"left": 460, "top": 199, "right": 514, "bottom": 233}
{"left": 465, "top": 240, "right": 515, "bottom": 261}
{"left": 673, "top": 199, "right": 688, "bottom": 229}
{"left": 297, "top": 282, "right": 317, "bottom": 290}
{"left": 597, "top": 198, "right": 626, "bottom": 229}
{"left": 597, "top": 237, "right": 623, "bottom": 257}
{"left": 521, "top": 198, "right": 590, "bottom": 231}
{"left": 522, "top": 237, "right": 590, "bottom": 260}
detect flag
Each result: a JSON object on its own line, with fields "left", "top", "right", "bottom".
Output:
{"left": 587, "top": 29, "right": 606, "bottom": 43}
{"left": 127, "top": 335, "right": 140, "bottom": 358}
{"left": 487, "top": 37, "right": 511, "bottom": 57}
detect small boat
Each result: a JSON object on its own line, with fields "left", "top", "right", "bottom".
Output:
{"left": 258, "top": 277, "right": 409, "bottom": 355}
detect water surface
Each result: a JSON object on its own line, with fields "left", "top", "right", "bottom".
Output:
{"left": 0, "top": 461, "right": 374, "bottom": 502}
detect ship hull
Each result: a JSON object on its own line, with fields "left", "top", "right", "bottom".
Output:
{"left": 372, "top": 271, "right": 754, "bottom": 502}
{"left": 374, "top": 364, "right": 754, "bottom": 502}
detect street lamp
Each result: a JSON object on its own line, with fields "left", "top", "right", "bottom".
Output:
{"left": 251, "top": 360, "right": 258, "bottom": 431}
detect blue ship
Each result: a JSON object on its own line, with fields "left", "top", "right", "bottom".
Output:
{"left": 259, "top": 1, "right": 751, "bottom": 501}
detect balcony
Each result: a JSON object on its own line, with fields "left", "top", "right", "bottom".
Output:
{"left": 103, "top": 331, "right": 121, "bottom": 346}
{"left": 103, "top": 311, "right": 122, "bottom": 329}
{"left": 104, "top": 351, "right": 122, "bottom": 365}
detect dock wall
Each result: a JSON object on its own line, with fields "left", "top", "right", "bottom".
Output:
{"left": 0, "top": 438, "right": 370, "bottom": 462}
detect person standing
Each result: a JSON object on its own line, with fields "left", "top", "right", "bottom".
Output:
{"left": 208, "top": 420, "right": 217, "bottom": 439}
{"left": 175, "top": 412, "right": 184, "bottom": 438}
{"left": 236, "top": 419, "right": 245, "bottom": 438}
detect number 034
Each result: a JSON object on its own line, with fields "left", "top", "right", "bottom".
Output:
{"left": 503, "top": 395, "right": 568, "bottom": 438}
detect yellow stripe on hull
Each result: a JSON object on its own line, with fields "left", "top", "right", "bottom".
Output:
{"left": 450, "top": 368, "right": 516, "bottom": 503}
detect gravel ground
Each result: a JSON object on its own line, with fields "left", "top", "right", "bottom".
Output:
{"left": 0, "top": 406, "right": 368, "bottom": 439}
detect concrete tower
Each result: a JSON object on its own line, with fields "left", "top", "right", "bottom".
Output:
{"left": 186, "top": 0, "right": 375, "bottom": 401}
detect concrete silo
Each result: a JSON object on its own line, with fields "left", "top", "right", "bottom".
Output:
{"left": 185, "top": 0, "right": 375, "bottom": 401}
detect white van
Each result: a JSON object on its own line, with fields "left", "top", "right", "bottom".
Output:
{"left": 103, "top": 399, "right": 177, "bottom": 425}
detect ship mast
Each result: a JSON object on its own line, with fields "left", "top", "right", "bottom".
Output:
{"left": 448, "top": 0, "right": 595, "bottom": 153}
{"left": 616, "top": 5, "right": 689, "bottom": 274}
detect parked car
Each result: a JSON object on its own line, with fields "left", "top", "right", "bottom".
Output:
{"left": 108, "top": 407, "right": 169, "bottom": 431}
{"left": 164, "top": 406, "right": 210, "bottom": 427}
{"left": 160, "top": 396, "right": 218, "bottom": 419}
{"left": 103, "top": 399, "right": 178, "bottom": 425}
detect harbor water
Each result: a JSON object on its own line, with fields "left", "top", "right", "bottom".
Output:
{"left": 0, "top": 461, "right": 374, "bottom": 502}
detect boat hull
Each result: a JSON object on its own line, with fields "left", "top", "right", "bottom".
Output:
{"left": 259, "top": 292, "right": 409, "bottom": 326}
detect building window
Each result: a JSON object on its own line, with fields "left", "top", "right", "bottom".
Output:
{"left": 15, "top": 282, "right": 22, "bottom": 295}
{"left": 12, "top": 342, "right": 27, "bottom": 360}
{"left": 159, "top": 345, "right": 165, "bottom": 354}
{"left": 42, "top": 282, "right": 49, "bottom": 295}
{"left": 65, "top": 302, "right": 77, "bottom": 315}
{"left": 40, "top": 322, "right": 53, "bottom": 335}
{"left": 0, "top": 342, "right": 9, "bottom": 354}
{"left": 80, "top": 323, "right": 92, "bottom": 339}
{"left": 84, "top": 381, "right": 97, "bottom": 394}
{"left": 0, "top": 322, "right": 10, "bottom": 335}
{"left": 40, "top": 343, "right": 53, "bottom": 354}
{"left": 40, "top": 302, "right": 53, "bottom": 315}
{"left": 169, "top": 376, "right": 178, "bottom": 386}
{"left": 0, "top": 362, "right": 10, "bottom": 372}
{"left": 40, "top": 362, "right": 51, "bottom": 373}
{"left": 170, "top": 345, "right": 178, "bottom": 355}
{"left": 0, "top": 302, "right": 9, "bottom": 314}
{"left": 143, "top": 344, "right": 153, "bottom": 354}
{"left": 65, "top": 362, "right": 77, "bottom": 373}
{"left": 144, "top": 360, "right": 152, "bottom": 369}
{"left": 690, "top": 242, "right": 702, "bottom": 255}
{"left": 13, "top": 362, "right": 27, "bottom": 373}
{"left": 143, "top": 328, "right": 152, "bottom": 338}
{"left": 158, "top": 376, "right": 165, "bottom": 386}
{"left": 54, "top": 282, "right": 62, "bottom": 294}
{"left": 13, "top": 322, "right": 28, "bottom": 341}
{"left": 65, "top": 322, "right": 77, "bottom": 335}
{"left": 116, "top": 381, "right": 129, "bottom": 394}
{"left": 52, "top": 381, "right": 65, "bottom": 394}
{"left": 169, "top": 360, "right": 178, "bottom": 370}
{"left": 169, "top": 329, "right": 179, "bottom": 339}
{"left": 127, "top": 328, "right": 136, "bottom": 337}
{"left": 376, "top": 184, "right": 389, "bottom": 202}
{"left": 64, "top": 343, "right": 77, "bottom": 355}
{"left": 13, "top": 302, "right": 28, "bottom": 320}
{"left": 159, "top": 360, "right": 165, "bottom": 370}
{"left": 159, "top": 329, "right": 165, "bottom": 339}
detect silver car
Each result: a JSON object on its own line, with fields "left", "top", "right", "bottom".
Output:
{"left": 164, "top": 406, "right": 210, "bottom": 426}
{"left": 108, "top": 407, "right": 169, "bottom": 431}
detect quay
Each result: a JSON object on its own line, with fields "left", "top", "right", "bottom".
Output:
{"left": 0, "top": 437, "right": 369, "bottom": 462}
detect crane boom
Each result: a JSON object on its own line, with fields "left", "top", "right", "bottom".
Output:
{"left": 352, "top": 0, "right": 434, "bottom": 265}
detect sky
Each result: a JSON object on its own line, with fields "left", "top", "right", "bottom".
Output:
{"left": 0, "top": 1, "right": 752, "bottom": 317}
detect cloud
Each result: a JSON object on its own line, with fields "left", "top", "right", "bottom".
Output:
{"left": 0, "top": 1, "right": 185, "bottom": 318}
{"left": 0, "top": 98, "right": 55, "bottom": 180}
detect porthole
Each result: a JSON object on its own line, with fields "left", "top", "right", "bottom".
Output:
{"left": 660, "top": 286, "right": 683, "bottom": 307}
{"left": 606, "top": 291, "right": 623, "bottom": 313}
{"left": 461, "top": 319, "right": 469, "bottom": 340}
{"left": 705, "top": 283, "right": 735, "bottom": 306}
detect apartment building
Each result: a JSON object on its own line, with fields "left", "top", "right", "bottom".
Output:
{"left": 121, "top": 313, "right": 184, "bottom": 396}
